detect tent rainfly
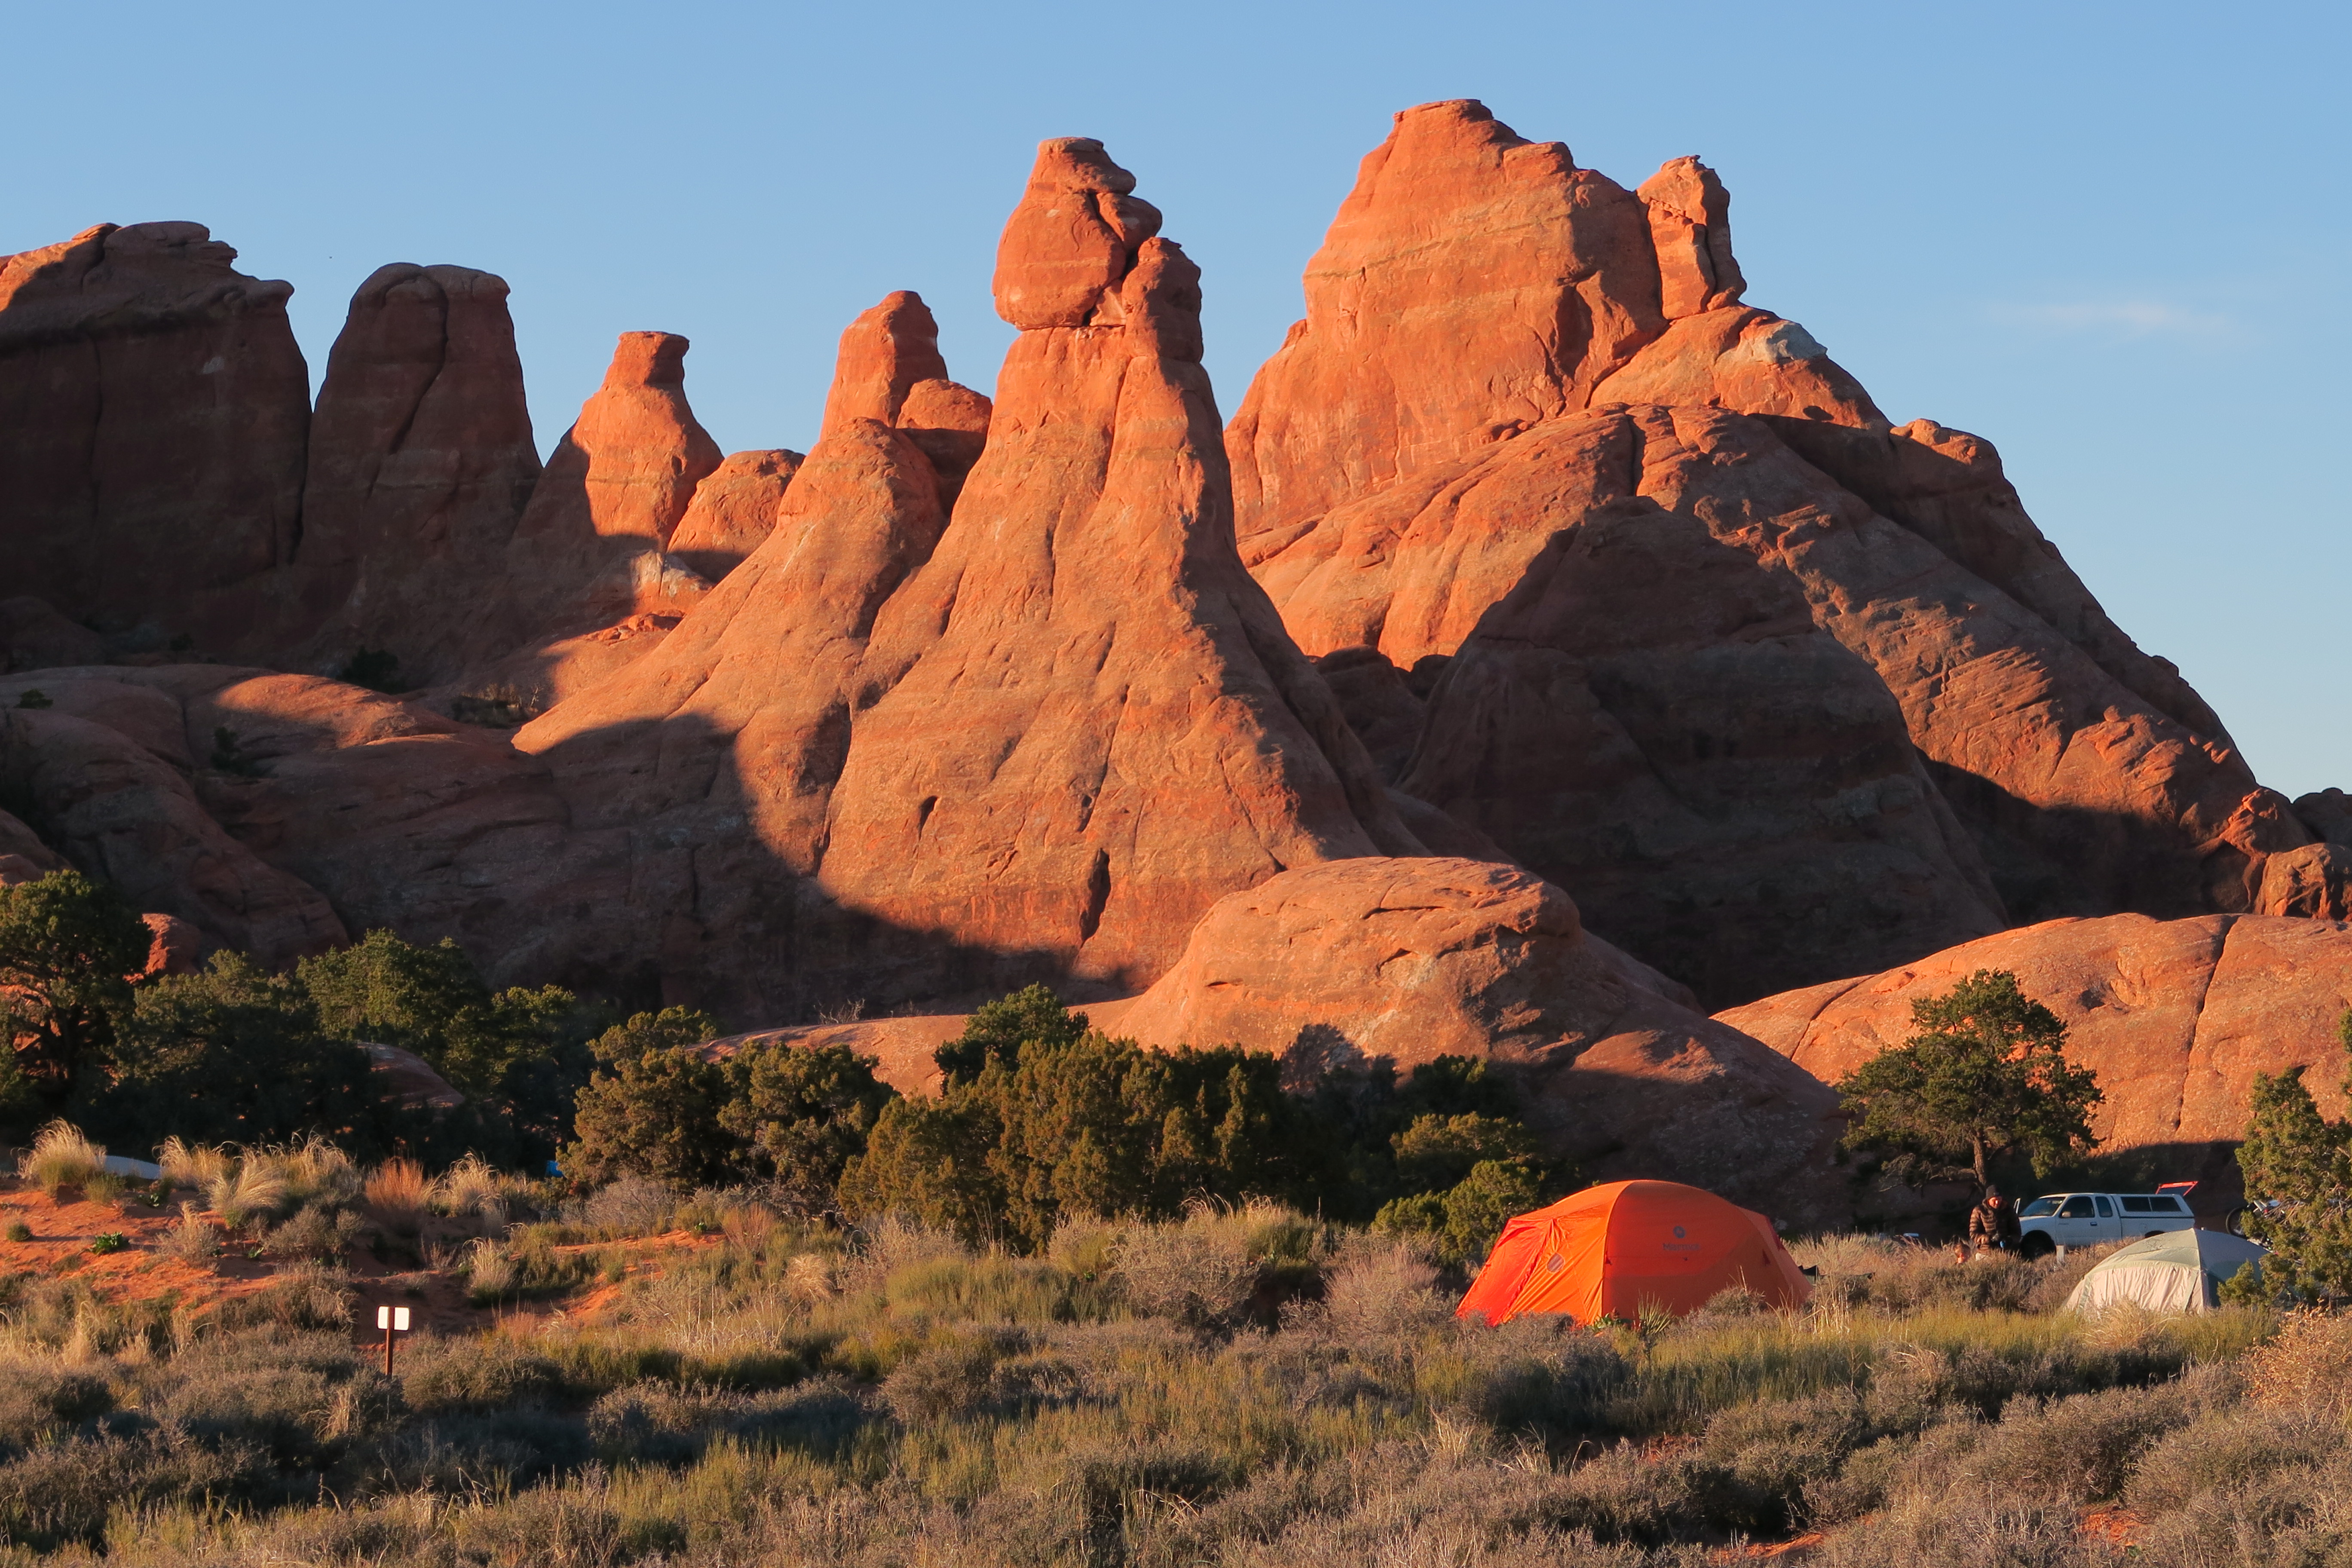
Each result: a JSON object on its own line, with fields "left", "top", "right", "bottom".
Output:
{"left": 1456, "top": 1179, "right": 1811, "bottom": 1326}
{"left": 2063, "top": 1228, "right": 2268, "bottom": 1315}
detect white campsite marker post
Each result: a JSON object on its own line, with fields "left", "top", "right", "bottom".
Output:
{"left": 377, "top": 1305, "right": 411, "bottom": 1376}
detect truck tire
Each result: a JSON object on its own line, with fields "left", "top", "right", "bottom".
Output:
{"left": 2019, "top": 1232, "right": 2055, "bottom": 1260}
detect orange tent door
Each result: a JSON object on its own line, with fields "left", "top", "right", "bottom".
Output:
{"left": 1458, "top": 1180, "right": 1810, "bottom": 1326}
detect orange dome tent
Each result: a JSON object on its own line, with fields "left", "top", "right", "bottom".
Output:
{"left": 1456, "top": 1180, "right": 1811, "bottom": 1326}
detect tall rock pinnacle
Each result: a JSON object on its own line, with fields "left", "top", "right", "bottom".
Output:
{"left": 517, "top": 142, "right": 1418, "bottom": 1016}
{"left": 297, "top": 262, "right": 542, "bottom": 686}
{"left": 0, "top": 223, "right": 309, "bottom": 640}
{"left": 815, "top": 137, "right": 1420, "bottom": 993}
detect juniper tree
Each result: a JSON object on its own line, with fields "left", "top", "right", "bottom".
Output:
{"left": 1836, "top": 968, "right": 2101, "bottom": 1191}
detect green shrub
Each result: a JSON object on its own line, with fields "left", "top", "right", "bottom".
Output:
{"left": 565, "top": 1042, "right": 737, "bottom": 1189}
{"left": 0, "top": 872, "right": 147, "bottom": 1096}
{"left": 719, "top": 1041, "right": 897, "bottom": 1207}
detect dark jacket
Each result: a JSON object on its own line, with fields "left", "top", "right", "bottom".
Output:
{"left": 1968, "top": 1197, "right": 2021, "bottom": 1248}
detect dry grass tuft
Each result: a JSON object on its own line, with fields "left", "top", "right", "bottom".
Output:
{"left": 365, "top": 1158, "right": 432, "bottom": 1234}
{"left": 155, "top": 1136, "right": 232, "bottom": 1192}
{"left": 462, "top": 1236, "right": 519, "bottom": 1304}
{"left": 18, "top": 1121, "right": 105, "bottom": 1196}
{"left": 159, "top": 1205, "right": 219, "bottom": 1265}
{"left": 205, "top": 1160, "right": 289, "bottom": 1231}
{"left": 435, "top": 1154, "right": 510, "bottom": 1233}
{"left": 2245, "top": 1307, "right": 2352, "bottom": 1420}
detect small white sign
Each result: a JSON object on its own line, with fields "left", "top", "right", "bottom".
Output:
{"left": 378, "top": 1305, "right": 413, "bottom": 1331}
{"left": 377, "top": 1305, "right": 390, "bottom": 1329}
{"left": 394, "top": 1307, "right": 411, "bottom": 1331}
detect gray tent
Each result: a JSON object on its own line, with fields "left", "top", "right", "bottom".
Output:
{"left": 2064, "top": 1228, "right": 2267, "bottom": 1314}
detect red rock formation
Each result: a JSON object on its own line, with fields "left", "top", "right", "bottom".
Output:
{"left": 2295, "top": 788, "right": 2352, "bottom": 847}
{"left": 713, "top": 858, "right": 1847, "bottom": 1224}
{"left": 1716, "top": 913, "right": 2352, "bottom": 1200}
{"left": 1619, "top": 406, "right": 2288, "bottom": 925}
{"left": 1227, "top": 100, "right": 1664, "bottom": 549}
{"left": 0, "top": 662, "right": 573, "bottom": 978}
{"left": 511, "top": 150, "right": 1417, "bottom": 1018}
{"left": 517, "top": 410, "right": 956, "bottom": 1009}
{"left": 817, "top": 290, "right": 993, "bottom": 509}
{"left": 0, "top": 224, "right": 309, "bottom": 639}
{"left": 1115, "top": 858, "right": 1845, "bottom": 1226}
{"left": 1588, "top": 308, "right": 1888, "bottom": 426}
{"left": 0, "top": 669, "right": 347, "bottom": 962}
{"left": 1227, "top": 103, "right": 2288, "bottom": 995}
{"left": 667, "top": 449, "right": 803, "bottom": 581}
{"left": 1752, "top": 415, "right": 2231, "bottom": 741}
{"left": 292, "top": 263, "right": 543, "bottom": 686}
{"left": 819, "top": 290, "right": 952, "bottom": 432}
{"left": 138, "top": 913, "right": 209, "bottom": 978}
{"left": 893, "top": 378, "right": 992, "bottom": 510}
{"left": 465, "top": 331, "right": 725, "bottom": 704}
{"left": 1392, "top": 476, "right": 2005, "bottom": 1005}
{"left": 2256, "top": 843, "right": 2352, "bottom": 920}
{"left": 1638, "top": 156, "right": 1745, "bottom": 319}
{"left": 818, "top": 141, "right": 1419, "bottom": 996}
{"left": 992, "top": 140, "right": 1164, "bottom": 329}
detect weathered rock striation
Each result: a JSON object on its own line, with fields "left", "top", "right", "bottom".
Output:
{"left": 0, "top": 224, "right": 310, "bottom": 640}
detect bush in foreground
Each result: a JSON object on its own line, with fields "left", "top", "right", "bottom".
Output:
{"left": 0, "top": 1187, "right": 2309, "bottom": 1566}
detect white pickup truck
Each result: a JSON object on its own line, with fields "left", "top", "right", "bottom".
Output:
{"left": 2015, "top": 1188, "right": 2198, "bottom": 1257}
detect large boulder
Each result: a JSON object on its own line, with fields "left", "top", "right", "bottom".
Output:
{"left": 1715, "top": 913, "right": 2352, "bottom": 1204}
{"left": 0, "top": 224, "right": 309, "bottom": 641}
{"left": 1115, "top": 857, "right": 1845, "bottom": 1226}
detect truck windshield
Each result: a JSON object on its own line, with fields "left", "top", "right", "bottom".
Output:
{"left": 2019, "top": 1198, "right": 2059, "bottom": 1217}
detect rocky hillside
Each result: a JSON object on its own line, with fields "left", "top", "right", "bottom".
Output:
{"left": 6, "top": 99, "right": 2348, "bottom": 1211}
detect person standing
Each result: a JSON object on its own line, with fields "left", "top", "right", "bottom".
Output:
{"left": 1968, "top": 1186, "right": 2021, "bottom": 1253}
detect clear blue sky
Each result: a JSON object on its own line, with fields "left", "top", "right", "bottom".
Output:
{"left": 7, "top": 2, "right": 2347, "bottom": 794}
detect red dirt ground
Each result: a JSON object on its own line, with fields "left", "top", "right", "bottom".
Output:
{"left": 0, "top": 1182, "right": 726, "bottom": 1349}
